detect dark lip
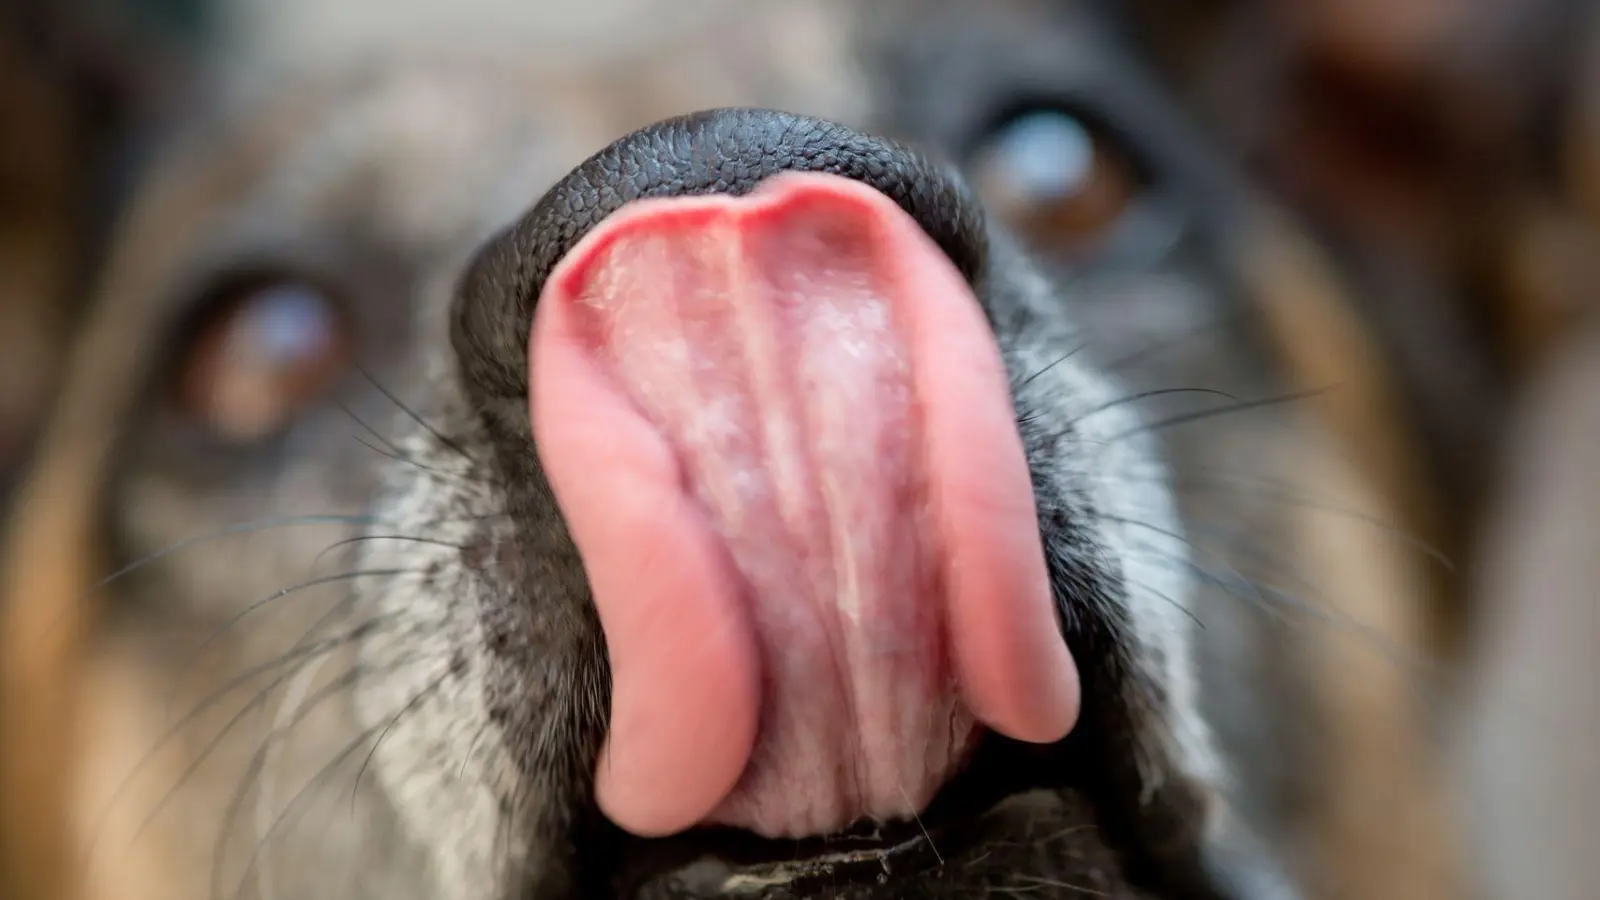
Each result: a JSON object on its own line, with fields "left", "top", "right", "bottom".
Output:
{"left": 627, "top": 824, "right": 945, "bottom": 898}
{"left": 607, "top": 787, "right": 1145, "bottom": 900}
{"left": 606, "top": 812, "right": 950, "bottom": 896}
{"left": 595, "top": 731, "right": 1085, "bottom": 898}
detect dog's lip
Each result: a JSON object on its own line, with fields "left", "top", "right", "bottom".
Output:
{"left": 630, "top": 817, "right": 944, "bottom": 895}
{"left": 616, "top": 789, "right": 1045, "bottom": 900}
{"left": 602, "top": 730, "right": 1083, "bottom": 897}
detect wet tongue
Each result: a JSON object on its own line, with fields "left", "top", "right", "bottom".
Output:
{"left": 530, "top": 172, "right": 1079, "bottom": 840}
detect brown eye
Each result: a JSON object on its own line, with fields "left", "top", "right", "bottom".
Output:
{"left": 970, "top": 109, "right": 1142, "bottom": 247}
{"left": 174, "top": 278, "right": 352, "bottom": 443}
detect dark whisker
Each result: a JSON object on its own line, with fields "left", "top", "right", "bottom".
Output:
{"left": 1099, "top": 496, "right": 1333, "bottom": 615}
{"left": 352, "top": 435, "right": 472, "bottom": 482}
{"left": 1118, "top": 578, "right": 1203, "bottom": 630}
{"left": 91, "top": 509, "right": 512, "bottom": 617}
{"left": 1092, "top": 512, "right": 1284, "bottom": 623}
{"left": 1068, "top": 387, "right": 1243, "bottom": 428}
{"left": 458, "top": 719, "right": 495, "bottom": 782}
{"left": 213, "top": 680, "right": 381, "bottom": 900}
{"left": 1176, "top": 521, "right": 1331, "bottom": 610}
{"left": 1106, "top": 513, "right": 1443, "bottom": 681}
{"left": 309, "top": 535, "right": 466, "bottom": 574}
{"left": 92, "top": 515, "right": 378, "bottom": 591}
{"left": 357, "top": 363, "right": 473, "bottom": 461}
{"left": 1104, "top": 467, "right": 1455, "bottom": 572}
{"left": 166, "top": 584, "right": 363, "bottom": 721}
{"left": 335, "top": 399, "right": 411, "bottom": 461}
{"left": 184, "top": 568, "right": 424, "bottom": 667}
{"left": 1099, "top": 307, "right": 1251, "bottom": 375}
{"left": 139, "top": 660, "right": 366, "bottom": 852}
{"left": 1211, "top": 563, "right": 1449, "bottom": 697}
{"left": 1014, "top": 344, "right": 1087, "bottom": 391}
{"left": 223, "top": 665, "right": 451, "bottom": 900}
{"left": 1188, "top": 516, "right": 1445, "bottom": 676}
{"left": 1106, "top": 386, "right": 1332, "bottom": 443}
{"left": 350, "top": 665, "right": 454, "bottom": 812}
{"left": 1006, "top": 873, "right": 1113, "bottom": 897}
{"left": 89, "top": 619, "right": 394, "bottom": 858}
{"left": 206, "top": 648, "right": 435, "bottom": 900}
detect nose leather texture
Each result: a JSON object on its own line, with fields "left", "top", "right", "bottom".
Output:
{"left": 452, "top": 108, "right": 991, "bottom": 411}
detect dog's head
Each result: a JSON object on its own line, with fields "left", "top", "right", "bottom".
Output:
{"left": 0, "top": 2, "right": 1459, "bottom": 899}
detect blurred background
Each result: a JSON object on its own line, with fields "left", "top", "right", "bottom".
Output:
{"left": 1, "top": 1, "right": 1596, "bottom": 898}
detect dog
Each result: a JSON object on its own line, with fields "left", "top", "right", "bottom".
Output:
{"left": 0, "top": 2, "right": 1467, "bottom": 898}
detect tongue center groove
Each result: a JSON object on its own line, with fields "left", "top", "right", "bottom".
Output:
{"left": 530, "top": 172, "right": 1081, "bottom": 841}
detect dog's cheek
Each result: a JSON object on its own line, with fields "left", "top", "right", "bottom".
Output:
{"left": 345, "top": 413, "right": 537, "bottom": 899}
{"left": 993, "top": 264, "right": 1298, "bottom": 898}
{"left": 353, "top": 549, "right": 509, "bottom": 895}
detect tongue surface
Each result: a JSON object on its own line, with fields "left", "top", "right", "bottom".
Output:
{"left": 531, "top": 172, "right": 1079, "bottom": 840}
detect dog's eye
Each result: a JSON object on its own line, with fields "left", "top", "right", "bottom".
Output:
{"left": 174, "top": 278, "right": 352, "bottom": 442}
{"left": 969, "top": 108, "right": 1142, "bottom": 249}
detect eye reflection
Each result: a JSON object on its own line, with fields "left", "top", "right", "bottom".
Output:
{"left": 970, "top": 109, "right": 1142, "bottom": 249}
{"left": 174, "top": 279, "right": 352, "bottom": 443}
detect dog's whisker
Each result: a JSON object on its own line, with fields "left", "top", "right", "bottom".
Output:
{"left": 1105, "top": 386, "right": 1333, "bottom": 443}
{"left": 93, "top": 514, "right": 379, "bottom": 591}
{"left": 94, "top": 621, "right": 400, "bottom": 856}
{"left": 1177, "top": 515, "right": 1448, "bottom": 654}
{"left": 1065, "top": 387, "right": 1244, "bottom": 429}
{"left": 1013, "top": 344, "right": 1087, "bottom": 391}
{"left": 226, "top": 666, "right": 453, "bottom": 900}
{"left": 350, "top": 428, "right": 482, "bottom": 485}
{"left": 256, "top": 616, "right": 345, "bottom": 900}
{"left": 1098, "top": 307, "right": 1252, "bottom": 375}
{"left": 1111, "top": 577, "right": 1203, "bottom": 630}
{"left": 1097, "top": 464, "right": 1455, "bottom": 572}
{"left": 181, "top": 568, "right": 426, "bottom": 674}
{"left": 309, "top": 535, "right": 467, "bottom": 575}
{"left": 205, "top": 649, "right": 434, "bottom": 900}
{"left": 335, "top": 399, "right": 416, "bottom": 462}
{"left": 1093, "top": 512, "right": 1288, "bottom": 624}
{"left": 1110, "top": 515, "right": 1445, "bottom": 684}
{"left": 140, "top": 663, "right": 363, "bottom": 856}
{"left": 166, "top": 581, "right": 370, "bottom": 720}
{"left": 457, "top": 719, "right": 495, "bottom": 783}
{"left": 1158, "top": 521, "right": 1335, "bottom": 617}
{"left": 356, "top": 363, "right": 474, "bottom": 461}
{"left": 349, "top": 660, "right": 461, "bottom": 813}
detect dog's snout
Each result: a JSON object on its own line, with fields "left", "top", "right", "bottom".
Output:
{"left": 450, "top": 109, "right": 1079, "bottom": 843}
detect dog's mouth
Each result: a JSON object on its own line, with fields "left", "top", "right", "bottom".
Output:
{"left": 593, "top": 733, "right": 1127, "bottom": 899}
{"left": 617, "top": 813, "right": 952, "bottom": 898}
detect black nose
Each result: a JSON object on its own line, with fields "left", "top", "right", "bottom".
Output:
{"left": 451, "top": 107, "right": 989, "bottom": 411}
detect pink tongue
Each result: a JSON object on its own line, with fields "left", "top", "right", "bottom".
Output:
{"left": 530, "top": 172, "right": 1079, "bottom": 840}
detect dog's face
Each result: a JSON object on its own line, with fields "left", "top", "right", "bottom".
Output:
{"left": 2, "top": 2, "right": 1458, "bottom": 900}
